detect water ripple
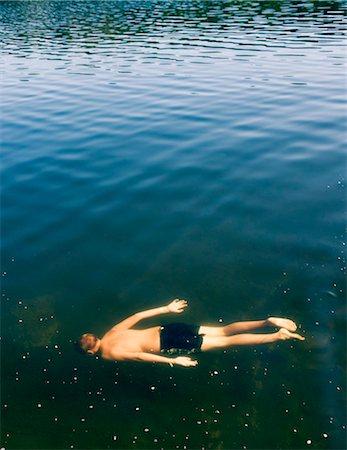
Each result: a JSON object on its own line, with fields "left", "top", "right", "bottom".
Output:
{"left": 1, "top": 1, "right": 346, "bottom": 450}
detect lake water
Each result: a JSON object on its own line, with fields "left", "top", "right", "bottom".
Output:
{"left": 1, "top": 1, "right": 346, "bottom": 449}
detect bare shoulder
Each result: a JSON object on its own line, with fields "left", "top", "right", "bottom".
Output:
{"left": 102, "top": 326, "right": 122, "bottom": 339}
{"left": 100, "top": 331, "right": 134, "bottom": 360}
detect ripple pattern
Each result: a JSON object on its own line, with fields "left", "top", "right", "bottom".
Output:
{"left": 1, "top": 1, "right": 346, "bottom": 450}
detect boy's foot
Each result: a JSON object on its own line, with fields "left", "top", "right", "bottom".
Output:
{"left": 268, "top": 317, "right": 298, "bottom": 332}
{"left": 278, "top": 328, "right": 305, "bottom": 341}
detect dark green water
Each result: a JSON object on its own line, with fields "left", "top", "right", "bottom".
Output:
{"left": 1, "top": 1, "right": 346, "bottom": 449}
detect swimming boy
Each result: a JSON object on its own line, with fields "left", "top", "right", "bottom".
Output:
{"left": 75, "top": 299, "right": 305, "bottom": 367}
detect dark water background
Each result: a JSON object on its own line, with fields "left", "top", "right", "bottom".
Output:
{"left": 1, "top": 1, "right": 346, "bottom": 449}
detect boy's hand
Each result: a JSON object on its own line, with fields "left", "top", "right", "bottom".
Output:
{"left": 174, "top": 356, "right": 198, "bottom": 367}
{"left": 167, "top": 299, "right": 188, "bottom": 314}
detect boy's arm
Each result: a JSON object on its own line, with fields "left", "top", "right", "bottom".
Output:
{"left": 110, "top": 299, "right": 187, "bottom": 331}
{"left": 108, "top": 351, "right": 198, "bottom": 367}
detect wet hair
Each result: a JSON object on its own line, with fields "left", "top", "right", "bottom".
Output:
{"left": 73, "top": 333, "right": 97, "bottom": 355}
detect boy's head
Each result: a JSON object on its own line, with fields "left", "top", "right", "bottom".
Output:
{"left": 74, "top": 333, "right": 98, "bottom": 355}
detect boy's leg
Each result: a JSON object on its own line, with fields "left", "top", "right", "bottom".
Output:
{"left": 199, "top": 317, "right": 297, "bottom": 336}
{"left": 200, "top": 328, "right": 305, "bottom": 351}
{"left": 199, "top": 320, "right": 267, "bottom": 337}
{"left": 222, "top": 320, "right": 269, "bottom": 335}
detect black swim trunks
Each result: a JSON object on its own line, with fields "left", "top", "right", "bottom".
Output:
{"left": 160, "top": 323, "right": 204, "bottom": 355}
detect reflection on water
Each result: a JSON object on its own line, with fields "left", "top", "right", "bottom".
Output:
{"left": 3, "top": 0, "right": 346, "bottom": 42}
{"left": 2, "top": 0, "right": 346, "bottom": 71}
{"left": 1, "top": 0, "right": 346, "bottom": 449}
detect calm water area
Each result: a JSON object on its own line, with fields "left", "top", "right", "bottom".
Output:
{"left": 1, "top": 1, "right": 346, "bottom": 449}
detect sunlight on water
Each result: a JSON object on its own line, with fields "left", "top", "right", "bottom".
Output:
{"left": 1, "top": 1, "right": 346, "bottom": 449}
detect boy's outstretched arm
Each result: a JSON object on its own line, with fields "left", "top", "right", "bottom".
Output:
{"left": 110, "top": 299, "right": 188, "bottom": 331}
{"left": 107, "top": 351, "right": 197, "bottom": 367}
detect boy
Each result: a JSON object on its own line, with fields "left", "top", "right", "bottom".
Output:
{"left": 75, "top": 299, "right": 304, "bottom": 367}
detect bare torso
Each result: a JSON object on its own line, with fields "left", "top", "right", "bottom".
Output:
{"left": 100, "top": 326, "right": 161, "bottom": 360}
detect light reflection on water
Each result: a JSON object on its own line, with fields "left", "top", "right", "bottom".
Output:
{"left": 1, "top": 1, "right": 346, "bottom": 449}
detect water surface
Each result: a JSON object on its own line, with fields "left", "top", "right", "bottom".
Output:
{"left": 1, "top": 1, "right": 346, "bottom": 449}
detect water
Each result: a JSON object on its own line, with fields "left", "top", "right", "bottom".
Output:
{"left": 1, "top": 1, "right": 346, "bottom": 448}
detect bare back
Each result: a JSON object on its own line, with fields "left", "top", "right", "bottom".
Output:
{"left": 100, "top": 326, "right": 161, "bottom": 360}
